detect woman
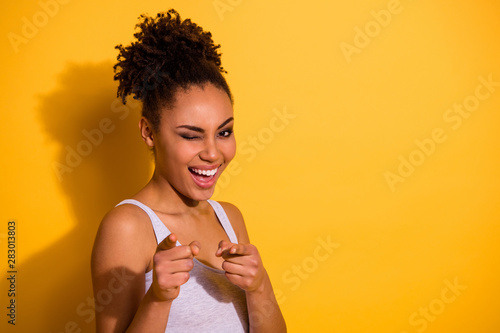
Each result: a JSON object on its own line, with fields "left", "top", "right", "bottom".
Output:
{"left": 91, "top": 9, "right": 286, "bottom": 332}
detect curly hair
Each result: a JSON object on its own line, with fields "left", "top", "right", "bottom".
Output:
{"left": 113, "top": 9, "right": 232, "bottom": 132}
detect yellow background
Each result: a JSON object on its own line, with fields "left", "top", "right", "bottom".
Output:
{"left": 1, "top": 0, "right": 500, "bottom": 332}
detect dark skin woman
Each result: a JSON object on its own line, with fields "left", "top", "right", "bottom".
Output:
{"left": 91, "top": 9, "right": 286, "bottom": 332}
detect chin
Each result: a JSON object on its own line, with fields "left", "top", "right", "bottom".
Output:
{"left": 188, "top": 187, "right": 216, "bottom": 202}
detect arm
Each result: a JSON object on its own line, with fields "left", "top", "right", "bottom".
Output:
{"left": 126, "top": 234, "right": 200, "bottom": 333}
{"left": 91, "top": 206, "right": 199, "bottom": 333}
{"left": 217, "top": 203, "right": 287, "bottom": 333}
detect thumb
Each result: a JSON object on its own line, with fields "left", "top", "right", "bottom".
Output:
{"left": 215, "top": 240, "right": 234, "bottom": 257}
{"left": 189, "top": 240, "right": 201, "bottom": 256}
{"left": 157, "top": 233, "right": 177, "bottom": 252}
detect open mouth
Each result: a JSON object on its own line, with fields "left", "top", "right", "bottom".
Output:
{"left": 188, "top": 166, "right": 220, "bottom": 188}
{"left": 188, "top": 167, "right": 218, "bottom": 177}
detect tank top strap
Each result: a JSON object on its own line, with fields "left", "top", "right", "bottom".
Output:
{"left": 115, "top": 199, "right": 238, "bottom": 245}
{"left": 207, "top": 200, "right": 239, "bottom": 244}
{"left": 115, "top": 199, "right": 177, "bottom": 246}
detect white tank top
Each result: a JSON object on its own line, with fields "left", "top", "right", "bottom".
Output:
{"left": 116, "top": 199, "right": 249, "bottom": 332}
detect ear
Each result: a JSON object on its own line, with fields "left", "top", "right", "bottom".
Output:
{"left": 139, "top": 117, "right": 155, "bottom": 147}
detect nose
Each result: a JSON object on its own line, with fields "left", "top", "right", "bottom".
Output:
{"left": 199, "top": 137, "right": 220, "bottom": 162}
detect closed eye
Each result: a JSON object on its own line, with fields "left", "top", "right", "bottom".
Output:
{"left": 180, "top": 134, "right": 201, "bottom": 140}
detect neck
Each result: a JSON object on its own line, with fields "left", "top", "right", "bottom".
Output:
{"left": 139, "top": 169, "right": 202, "bottom": 215}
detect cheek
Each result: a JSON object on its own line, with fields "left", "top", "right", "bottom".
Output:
{"left": 224, "top": 139, "right": 237, "bottom": 161}
{"left": 164, "top": 143, "right": 198, "bottom": 165}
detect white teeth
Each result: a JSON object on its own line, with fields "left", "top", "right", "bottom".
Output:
{"left": 191, "top": 167, "right": 218, "bottom": 176}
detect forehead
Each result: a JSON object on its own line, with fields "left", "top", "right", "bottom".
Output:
{"left": 162, "top": 84, "right": 233, "bottom": 127}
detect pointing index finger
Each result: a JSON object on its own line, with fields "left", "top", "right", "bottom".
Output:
{"left": 157, "top": 233, "right": 177, "bottom": 251}
{"left": 223, "top": 244, "right": 249, "bottom": 258}
{"left": 216, "top": 240, "right": 232, "bottom": 257}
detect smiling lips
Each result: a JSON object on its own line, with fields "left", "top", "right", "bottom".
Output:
{"left": 188, "top": 166, "right": 220, "bottom": 188}
{"left": 189, "top": 167, "right": 218, "bottom": 176}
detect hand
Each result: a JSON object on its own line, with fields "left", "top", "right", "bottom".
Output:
{"left": 151, "top": 233, "right": 200, "bottom": 302}
{"left": 215, "top": 241, "right": 267, "bottom": 293}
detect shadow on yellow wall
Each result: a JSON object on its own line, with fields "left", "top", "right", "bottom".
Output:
{"left": 5, "top": 62, "right": 152, "bottom": 332}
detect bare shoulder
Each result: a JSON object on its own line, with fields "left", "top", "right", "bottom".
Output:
{"left": 91, "top": 204, "right": 157, "bottom": 331}
{"left": 217, "top": 201, "right": 250, "bottom": 243}
{"left": 98, "top": 204, "right": 151, "bottom": 237}
{"left": 92, "top": 203, "right": 156, "bottom": 274}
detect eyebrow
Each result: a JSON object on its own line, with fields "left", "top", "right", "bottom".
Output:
{"left": 176, "top": 117, "right": 234, "bottom": 133}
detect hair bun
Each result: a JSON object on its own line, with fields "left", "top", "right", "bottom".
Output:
{"left": 114, "top": 9, "right": 226, "bottom": 103}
